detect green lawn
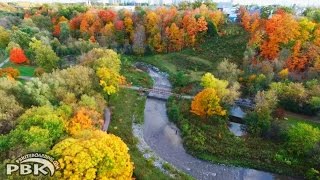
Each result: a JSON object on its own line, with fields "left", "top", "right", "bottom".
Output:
{"left": 3, "top": 62, "right": 36, "bottom": 77}
{"left": 287, "top": 116, "right": 320, "bottom": 129}
{"left": 121, "top": 61, "right": 153, "bottom": 88}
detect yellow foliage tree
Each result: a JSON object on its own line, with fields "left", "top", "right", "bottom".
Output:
{"left": 298, "top": 18, "right": 316, "bottom": 43}
{"left": 191, "top": 88, "right": 226, "bottom": 119}
{"left": 96, "top": 67, "right": 125, "bottom": 97}
{"left": 278, "top": 68, "right": 289, "bottom": 80}
{"left": 49, "top": 130, "right": 134, "bottom": 180}
{"left": 200, "top": 72, "right": 240, "bottom": 105}
{"left": 201, "top": 72, "right": 229, "bottom": 97}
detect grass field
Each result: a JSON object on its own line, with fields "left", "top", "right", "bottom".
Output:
{"left": 121, "top": 61, "right": 153, "bottom": 88}
{"left": 287, "top": 117, "right": 320, "bottom": 129}
{"left": 3, "top": 62, "right": 36, "bottom": 77}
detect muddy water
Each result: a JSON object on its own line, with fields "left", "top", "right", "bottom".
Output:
{"left": 143, "top": 67, "right": 288, "bottom": 180}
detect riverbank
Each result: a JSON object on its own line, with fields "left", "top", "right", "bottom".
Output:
{"left": 142, "top": 65, "right": 285, "bottom": 180}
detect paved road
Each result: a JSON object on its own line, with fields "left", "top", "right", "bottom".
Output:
{"left": 143, "top": 67, "right": 290, "bottom": 180}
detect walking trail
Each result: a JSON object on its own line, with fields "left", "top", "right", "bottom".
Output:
{"left": 142, "top": 66, "right": 291, "bottom": 180}
{"left": 0, "top": 58, "right": 9, "bottom": 68}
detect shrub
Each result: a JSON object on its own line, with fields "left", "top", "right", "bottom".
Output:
{"left": 34, "top": 67, "right": 45, "bottom": 77}
{"left": 170, "top": 71, "right": 189, "bottom": 88}
{"left": 287, "top": 123, "right": 320, "bottom": 156}
{"left": 244, "top": 111, "right": 272, "bottom": 137}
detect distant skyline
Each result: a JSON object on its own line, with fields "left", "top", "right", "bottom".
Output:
{"left": 1, "top": 0, "right": 320, "bottom": 7}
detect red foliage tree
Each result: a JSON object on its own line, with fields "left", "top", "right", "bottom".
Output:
{"left": 98, "top": 10, "right": 116, "bottom": 23}
{"left": 9, "top": 48, "right": 28, "bottom": 64}
{"left": 115, "top": 20, "right": 125, "bottom": 31}
{"left": 53, "top": 24, "right": 61, "bottom": 37}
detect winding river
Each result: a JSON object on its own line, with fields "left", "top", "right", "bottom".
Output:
{"left": 142, "top": 66, "right": 287, "bottom": 180}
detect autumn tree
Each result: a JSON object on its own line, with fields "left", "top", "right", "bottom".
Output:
{"left": 201, "top": 72, "right": 240, "bottom": 105}
{"left": 67, "top": 108, "right": 103, "bottom": 135}
{"left": 298, "top": 18, "right": 316, "bottom": 43}
{"left": 182, "top": 14, "right": 198, "bottom": 46}
{"left": 96, "top": 67, "right": 125, "bottom": 101}
{"left": 165, "top": 23, "right": 184, "bottom": 52}
{"left": 49, "top": 130, "right": 134, "bottom": 179}
{"left": 197, "top": 16, "right": 208, "bottom": 32}
{"left": 93, "top": 49, "right": 121, "bottom": 72}
{"left": 240, "top": 8, "right": 251, "bottom": 31}
{"left": 0, "top": 67, "right": 20, "bottom": 78}
{"left": 98, "top": 9, "right": 116, "bottom": 23}
{"left": 132, "top": 24, "right": 146, "bottom": 55}
{"left": 9, "top": 47, "right": 28, "bottom": 64}
{"left": 191, "top": 88, "right": 226, "bottom": 119}
{"left": 314, "top": 26, "right": 320, "bottom": 47}
{"left": 286, "top": 41, "right": 308, "bottom": 72}
{"left": 29, "top": 38, "right": 59, "bottom": 71}
{"left": 260, "top": 12, "right": 300, "bottom": 60}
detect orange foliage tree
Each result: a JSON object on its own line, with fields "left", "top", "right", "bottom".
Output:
{"left": 67, "top": 108, "right": 103, "bottom": 136}
{"left": 9, "top": 47, "right": 28, "bottom": 64}
{"left": 261, "top": 13, "right": 300, "bottom": 60}
{"left": 165, "top": 23, "right": 184, "bottom": 52}
{"left": 0, "top": 67, "right": 20, "bottom": 78}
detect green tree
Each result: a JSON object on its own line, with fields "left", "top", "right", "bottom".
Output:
{"left": 245, "top": 90, "right": 278, "bottom": 136}
{"left": 10, "top": 29, "right": 31, "bottom": 50}
{"left": 287, "top": 123, "right": 320, "bottom": 156}
{"left": 59, "top": 22, "right": 70, "bottom": 43}
{"left": 0, "top": 26, "right": 10, "bottom": 49}
{"left": 31, "top": 15, "right": 53, "bottom": 31}
{"left": 29, "top": 38, "right": 59, "bottom": 71}
{"left": 41, "top": 66, "right": 96, "bottom": 102}
{"left": 0, "top": 90, "right": 23, "bottom": 134}
{"left": 14, "top": 78, "right": 53, "bottom": 107}
{"left": 1, "top": 106, "right": 65, "bottom": 155}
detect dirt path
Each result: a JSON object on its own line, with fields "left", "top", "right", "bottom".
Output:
{"left": 142, "top": 67, "right": 287, "bottom": 180}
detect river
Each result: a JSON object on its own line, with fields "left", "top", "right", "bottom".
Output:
{"left": 142, "top": 66, "right": 289, "bottom": 180}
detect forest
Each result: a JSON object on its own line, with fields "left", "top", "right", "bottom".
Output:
{"left": 0, "top": 2, "right": 319, "bottom": 180}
